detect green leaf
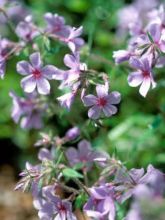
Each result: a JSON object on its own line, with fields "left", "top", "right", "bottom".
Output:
{"left": 75, "top": 193, "right": 88, "bottom": 209}
{"left": 62, "top": 168, "right": 83, "bottom": 179}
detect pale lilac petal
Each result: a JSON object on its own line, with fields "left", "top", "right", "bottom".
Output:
{"left": 42, "top": 65, "right": 58, "bottom": 80}
{"left": 103, "top": 104, "right": 117, "bottom": 117}
{"left": 38, "top": 148, "right": 52, "bottom": 161}
{"left": 159, "top": 39, "right": 165, "bottom": 52}
{"left": 21, "top": 75, "right": 36, "bottom": 93}
{"left": 113, "top": 50, "right": 131, "bottom": 64}
{"left": 30, "top": 52, "right": 42, "bottom": 68}
{"left": 107, "top": 92, "right": 121, "bottom": 104}
{"left": 106, "top": 198, "right": 115, "bottom": 220}
{"left": 90, "top": 187, "right": 107, "bottom": 199}
{"left": 57, "top": 92, "right": 75, "bottom": 109}
{"left": 148, "top": 23, "right": 161, "bottom": 42}
{"left": 66, "top": 147, "right": 79, "bottom": 166}
{"left": 96, "top": 84, "right": 108, "bottom": 97}
{"left": 0, "top": 60, "right": 5, "bottom": 79}
{"left": 52, "top": 69, "right": 66, "bottom": 80}
{"left": 151, "top": 76, "right": 156, "bottom": 88}
{"left": 139, "top": 77, "right": 151, "bottom": 97}
{"left": 68, "top": 42, "right": 76, "bottom": 52}
{"left": 17, "top": 61, "right": 32, "bottom": 75}
{"left": 73, "top": 37, "right": 84, "bottom": 48}
{"left": 141, "top": 57, "right": 150, "bottom": 71}
{"left": 88, "top": 106, "right": 101, "bottom": 119}
{"left": 128, "top": 72, "right": 143, "bottom": 87}
{"left": 37, "top": 78, "right": 50, "bottom": 95}
{"left": 64, "top": 54, "right": 76, "bottom": 69}
{"left": 83, "top": 95, "right": 97, "bottom": 106}
{"left": 129, "top": 57, "right": 143, "bottom": 70}
{"left": 78, "top": 140, "right": 92, "bottom": 156}
{"left": 69, "top": 26, "right": 83, "bottom": 39}
{"left": 129, "top": 168, "right": 144, "bottom": 183}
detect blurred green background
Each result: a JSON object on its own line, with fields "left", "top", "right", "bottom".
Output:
{"left": 0, "top": 0, "right": 165, "bottom": 177}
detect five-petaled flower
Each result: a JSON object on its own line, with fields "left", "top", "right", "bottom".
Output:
{"left": 128, "top": 57, "right": 156, "bottom": 97}
{"left": 33, "top": 185, "right": 76, "bottom": 220}
{"left": 84, "top": 185, "right": 116, "bottom": 220}
{"left": 66, "top": 139, "right": 102, "bottom": 171}
{"left": 17, "top": 52, "right": 58, "bottom": 95}
{"left": 83, "top": 84, "right": 121, "bottom": 119}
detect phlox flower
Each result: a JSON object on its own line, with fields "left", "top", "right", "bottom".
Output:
{"left": 83, "top": 84, "right": 121, "bottom": 119}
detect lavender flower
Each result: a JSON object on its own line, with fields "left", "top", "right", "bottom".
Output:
{"left": 35, "top": 133, "right": 51, "bottom": 147}
{"left": 84, "top": 185, "right": 115, "bottom": 220}
{"left": 16, "top": 16, "right": 39, "bottom": 42}
{"left": 64, "top": 126, "right": 80, "bottom": 141}
{"left": 9, "top": 91, "right": 44, "bottom": 129}
{"left": 128, "top": 57, "right": 156, "bottom": 97}
{"left": 57, "top": 92, "right": 76, "bottom": 110}
{"left": 147, "top": 23, "right": 165, "bottom": 53}
{"left": 66, "top": 139, "right": 101, "bottom": 171}
{"left": 0, "top": 37, "right": 12, "bottom": 79}
{"left": 83, "top": 84, "right": 121, "bottom": 119}
{"left": 148, "top": 4, "right": 165, "bottom": 28}
{"left": 115, "top": 164, "right": 165, "bottom": 203}
{"left": 65, "top": 26, "right": 84, "bottom": 52}
{"left": 62, "top": 53, "right": 87, "bottom": 87}
{"left": 38, "top": 148, "right": 53, "bottom": 161}
{"left": 15, "top": 162, "right": 41, "bottom": 197}
{"left": 113, "top": 50, "right": 132, "bottom": 64}
{"left": 115, "top": 167, "right": 146, "bottom": 202}
{"left": 44, "top": 12, "right": 70, "bottom": 38}
{"left": 17, "top": 52, "right": 57, "bottom": 95}
{"left": 33, "top": 185, "right": 76, "bottom": 220}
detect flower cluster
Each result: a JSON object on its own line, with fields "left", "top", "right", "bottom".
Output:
{"left": 113, "top": 1, "right": 165, "bottom": 97}
{"left": 15, "top": 132, "right": 165, "bottom": 220}
{"left": 0, "top": 1, "right": 164, "bottom": 220}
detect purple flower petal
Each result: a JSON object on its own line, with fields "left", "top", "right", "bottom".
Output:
{"left": 69, "top": 26, "right": 83, "bottom": 39}
{"left": 68, "top": 42, "right": 76, "bottom": 52}
{"left": 159, "top": 39, "right": 165, "bottom": 53}
{"left": 128, "top": 72, "right": 143, "bottom": 87}
{"left": 17, "top": 61, "right": 32, "bottom": 75}
{"left": 78, "top": 140, "right": 92, "bottom": 157}
{"left": 83, "top": 95, "right": 97, "bottom": 106}
{"left": 66, "top": 147, "right": 79, "bottom": 166}
{"left": 96, "top": 84, "right": 108, "bottom": 97}
{"left": 88, "top": 106, "right": 101, "bottom": 119}
{"left": 42, "top": 65, "right": 58, "bottom": 80}
{"left": 139, "top": 77, "right": 151, "bottom": 97}
{"left": 148, "top": 23, "right": 161, "bottom": 43}
{"left": 21, "top": 75, "right": 36, "bottom": 93}
{"left": 141, "top": 57, "right": 151, "bottom": 71}
{"left": 64, "top": 54, "right": 76, "bottom": 69}
{"left": 30, "top": 52, "right": 42, "bottom": 68}
{"left": 107, "top": 92, "right": 121, "bottom": 104}
{"left": 0, "top": 60, "right": 5, "bottom": 79}
{"left": 103, "top": 104, "right": 117, "bottom": 117}
{"left": 129, "top": 57, "right": 143, "bottom": 70}
{"left": 36, "top": 78, "right": 50, "bottom": 95}
{"left": 38, "top": 148, "right": 52, "bottom": 161}
{"left": 113, "top": 50, "right": 131, "bottom": 64}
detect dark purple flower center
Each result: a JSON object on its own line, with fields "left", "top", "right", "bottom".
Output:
{"left": 93, "top": 198, "right": 101, "bottom": 206}
{"left": 53, "top": 25, "right": 62, "bottom": 33}
{"left": 25, "top": 33, "right": 32, "bottom": 41}
{"left": 57, "top": 203, "right": 66, "bottom": 213}
{"left": 142, "top": 70, "right": 150, "bottom": 78}
{"left": 32, "top": 69, "right": 42, "bottom": 79}
{"left": 97, "top": 97, "right": 107, "bottom": 107}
